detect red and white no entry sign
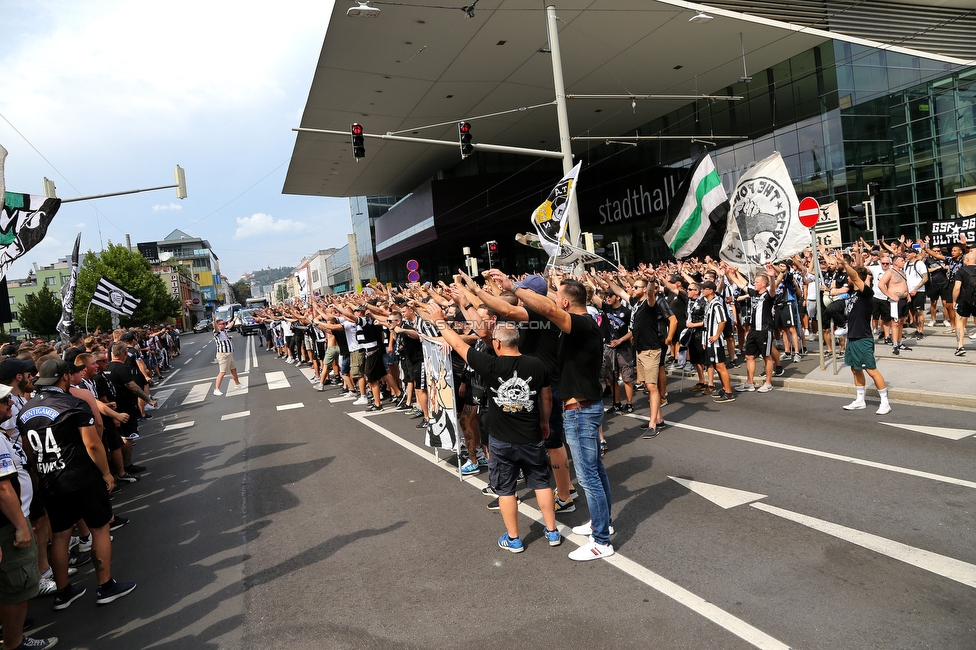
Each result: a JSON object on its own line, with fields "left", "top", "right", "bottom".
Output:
{"left": 798, "top": 197, "right": 820, "bottom": 228}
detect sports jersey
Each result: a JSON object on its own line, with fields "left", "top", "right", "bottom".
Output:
{"left": 17, "top": 387, "right": 101, "bottom": 495}
{"left": 748, "top": 287, "right": 775, "bottom": 331}
{"left": 704, "top": 296, "right": 728, "bottom": 353}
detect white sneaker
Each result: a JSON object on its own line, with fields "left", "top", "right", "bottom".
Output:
{"left": 876, "top": 403, "right": 892, "bottom": 415}
{"left": 353, "top": 396, "right": 369, "bottom": 405}
{"left": 571, "top": 521, "right": 615, "bottom": 536}
{"left": 734, "top": 383, "right": 756, "bottom": 392}
{"left": 842, "top": 400, "right": 866, "bottom": 411}
{"left": 569, "top": 540, "right": 615, "bottom": 561}
{"left": 927, "top": 320, "right": 936, "bottom": 327}
{"left": 213, "top": 389, "right": 223, "bottom": 396}
{"left": 944, "top": 321, "right": 952, "bottom": 329}
{"left": 970, "top": 332, "right": 976, "bottom": 340}
{"left": 834, "top": 326, "right": 848, "bottom": 337}
{"left": 39, "top": 576, "right": 58, "bottom": 596}
{"left": 793, "top": 353, "right": 802, "bottom": 363}
{"left": 144, "top": 404, "right": 155, "bottom": 411}
{"left": 77, "top": 535, "right": 92, "bottom": 552}
{"left": 757, "top": 383, "right": 773, "bottom": 393}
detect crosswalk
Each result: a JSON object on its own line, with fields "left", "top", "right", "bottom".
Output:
{"left": 154, "top": 363, "right": 323, "bottom": 413}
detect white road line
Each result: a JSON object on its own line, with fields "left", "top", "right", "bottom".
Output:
{"left": 224, "top": 377, "right": 248, "bottom": 397}
{"left": 152, "top": 389, "right": 175, "bottom": 408}
{"left": 752, "top": 502, "right": 976, "bottom": 590}
{"left": 265, "top": 371, "right": 289, "bottom": 390}
{"left": 329, "top": 395, "right": 358, "bottom": 403}
{"left": 158, "top": 367, "right": 180, "bottom": 386}
{"left": 181, "top": 383, "right": 212, "bottom": 405}
{"left": 250, "top": 335, "right": 259, "bottom": 369}
{"left": 244, "top": 335, "right": 252, "bottom": 374}
{"left": 622, "top": 413, "right": 976, "bottom": 491}
{"left": 879, "top": 422, "right": 976, "bottom": 440}
{"left": 194, "top": 350, "right": 201, "bottom": 356}
{"left": 221, "top": 411, "right": 250, "bottom": 421}
{"left": 276, "top": 402, "right": 304, "bottom": 411}
{"left": 347, "top": 411, "right": 789, "bottom": 650}
{"left": 163, "top": 421, "right": 194, "bottom": 431}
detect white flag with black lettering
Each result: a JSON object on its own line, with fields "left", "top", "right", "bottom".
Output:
{"left": 92, "top": 276, "right": 141, "bottom": 316}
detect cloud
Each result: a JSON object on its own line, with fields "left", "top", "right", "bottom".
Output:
{"left": 152, "top": 203, "right": 182, "bottom": 212}
{"left": 234, "top": 213, "right": 308, "bottom": 239}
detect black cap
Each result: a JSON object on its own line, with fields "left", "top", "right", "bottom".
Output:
{"left": 34, "top": 358, "right": 74, "bottom": 386}
{"left": 0, "top": 357, "right": 34, "bottom": 383}
{"left": 700, "top": 281, "right": 717, "bottom": 291}
{"left": 63, "top": 347, "right": 84, "bottom": 368}
{"left": 120, "top": 332, "right": 136, "bottom": 343}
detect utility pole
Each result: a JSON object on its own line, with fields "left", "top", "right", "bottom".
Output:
{"left": 546, "top": 5, "right": 580, "bottom": 249}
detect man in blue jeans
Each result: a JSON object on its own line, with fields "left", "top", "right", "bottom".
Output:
{"left": 490, "top": 270, "right": 614, "bottom": 561}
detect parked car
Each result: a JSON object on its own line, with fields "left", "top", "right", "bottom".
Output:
{"left": 235, "top": 309, "right": 262, "bottom": 337}
{"left": 193, "top": 319, "right": 212, "bottom": 333}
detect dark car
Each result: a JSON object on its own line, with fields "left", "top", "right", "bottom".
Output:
{"left": 235, "top": 309, "right": 262, "bottom": 337}
{"left": 193, "top": 319, "right": 212, "bottom": 333}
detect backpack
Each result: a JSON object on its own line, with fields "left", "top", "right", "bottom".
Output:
{"left": 960, "top": 266, "right": 976, "bottom": 306}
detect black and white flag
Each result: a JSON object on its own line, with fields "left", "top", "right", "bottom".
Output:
{"left": 92, "top": 276, "right": 141, "bottom": 316}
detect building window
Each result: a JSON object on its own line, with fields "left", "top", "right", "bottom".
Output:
{"left": 9, "top": 312, "right": 17, "bottom": 320}
{"left": 45, "top": 277, "right": 56, "bottom": 286}
{"left": 7, "top": 297, "right": 14, "bottom": 305}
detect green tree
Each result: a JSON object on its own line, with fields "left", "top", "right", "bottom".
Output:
{"left": 275, "top": 284, "right": 288, "bottom": 303}
{"left": 231, "top": 279, "right": 251, "bottom": 304}
{"left": 18, "top": 285, "right": 63, "bottom": 338}
{"left": 76, "top": 242, "right": 182, "bottom": 332}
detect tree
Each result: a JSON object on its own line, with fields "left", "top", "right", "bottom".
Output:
{"left": 76, "top": 242, "right": 182, "bottom": 332}
{"left": 18, "top": 285, "right": 62, "bottom": 338}
{"left": 231, "top": 279, "right": 251, "bottom": 304}
{"left": 275, "top": 284, "right": 288, "bottom": 303}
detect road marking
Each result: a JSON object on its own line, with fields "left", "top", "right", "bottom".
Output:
{"left": 158, "top": 367, "right": 180, "bottom": 386}
{"left": 329, "top": 395, "right": 358, "bottom": 403}
{"left": 224, "top": 377, "right": 248, "bottom": 397}
{"left": 250, "top": 335, "right": 259, "bottom": 370}
{"left": 194, "top": 350, "right": 201, "bottom": 356}
{"left": 163, "top": 421, "right": 194, "bottom": 431}
{"left": 221, "top": 411, "right": 250, "bottom": 421}
{"left": 276, "top": 402, "right": 304, "bottom": 411}
{"left": 348, "top": 411, "right": 789, "bottom": 650}
{"left": 673, "top": 477, "right": 976, "bottom": 590}
{"left": 623, "top": 413, "right": 976, "bottom": 491}
{"left": 265, "top": 371, "right": 289, "bottom": 390}
{"left": 152, "top": 389, "right": 175, "bottom": 408}
{"left": 181, "top": 383, "right": 212, "bottom": 405}
{"left": 879, "top": 422, "right": 976, "bottom": 440}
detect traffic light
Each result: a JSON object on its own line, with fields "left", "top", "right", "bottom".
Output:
{"left": 351, "top": 123, "right": 366, "bottom": 160}
{"left": 480, "top": 240, "right": 497, "bottom": 266}
{"left": 487, "top": 240, "right": 498, "bottom": 253}
{"left": 867, "top": 181, "right": 881, "bottom": 197}
{"left": 458, "top": 122, "right": 473, "bottom": 159}
{"left": 175, "top": 165, "right": 187, "bottom": 199}
{"left": 849, "top": 203, "right": 867, "bottom": 230}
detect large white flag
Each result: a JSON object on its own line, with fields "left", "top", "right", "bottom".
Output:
{"left": 530, "top": 162, "right": 582, "bottom": 260}
{"left": 720, "top": 152, "right": 807, "bottom": 267}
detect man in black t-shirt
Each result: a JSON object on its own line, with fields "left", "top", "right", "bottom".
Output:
{"left": 427, "top": 306, "right": 559, "bottom": 553}
{"left": 491, "top": 271, "right": 615, "bottom": 562}
{"left": 834, "top": 255, "right": 891, "bottom": 415}
{"left": 592, "top": 291, "right": 634, "bottom": 414}
{"left": 18, "top": 357, "right": 137, "bottom": 609}
{"left": 626, "top": 279, "right": 676, "bottom": 435}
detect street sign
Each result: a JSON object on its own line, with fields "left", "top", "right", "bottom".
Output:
{"left": 798, "top": 197, "right": 820, "bottom": 228}
{"left": 814, "top": 201, "right": 842, "bottom": 248}
{"left": 407, "top": 271, "right": 420, "bottom": 283}
{"left": 406, "top": 259, "right": 419, "bottom": 272}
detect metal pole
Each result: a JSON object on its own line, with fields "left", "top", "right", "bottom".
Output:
{"left": 60, "top": 184, "right": 178, "bottom": 203}
{"left": 869, "top": 196, "right": 878, "bottom": 245}
{"left": 812, "top": 229, "right": 825, "bottom": 371}
{"left": 546, "top": 5, "right": 580, "bottom": 247}
{"left": 84, "top": 301, "right": 93, "bottom": 335}
{"left": 348, "top": 233, "right": 362, "bottom": 293}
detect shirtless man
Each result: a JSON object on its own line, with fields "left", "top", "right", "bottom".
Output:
{"left": 877, "top": 253, "right": 912, "bottom": 355}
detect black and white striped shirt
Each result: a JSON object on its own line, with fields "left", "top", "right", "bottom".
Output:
{"left": 213, "top": 330, "right": 234, "bottom": 354}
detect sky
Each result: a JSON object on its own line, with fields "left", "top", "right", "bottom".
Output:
{"left": 0, "top": 0, "right": 350, "bottom": 283}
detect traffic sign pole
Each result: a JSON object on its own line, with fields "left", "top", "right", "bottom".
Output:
{"left": 801, "top": 197, "right": 825, "bottom": 372}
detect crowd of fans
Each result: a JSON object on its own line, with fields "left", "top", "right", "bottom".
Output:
{"left": 0, "top": 325, "right": 177, "bottom": 648}
{"left": 237, "top": 233, "right": 975, "bottom": 558}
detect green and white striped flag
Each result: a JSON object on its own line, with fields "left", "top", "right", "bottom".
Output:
{"left": 662, "top": 152, "right": 729, "bottom": 259}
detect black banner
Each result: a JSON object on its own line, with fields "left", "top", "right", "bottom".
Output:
{"left": 928, "top": 216, "right": 976, "bottom": 247}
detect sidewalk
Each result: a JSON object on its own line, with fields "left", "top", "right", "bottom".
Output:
{"left": 668, "top": 324, "right": 976, "bottom": 411}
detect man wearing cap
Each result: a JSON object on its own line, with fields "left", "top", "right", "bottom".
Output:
{"left": 17, "top": 357, "right": 136, "bottom": 610}
{"left": 700, "top": 281, "right": 735, "bottom": 403}
{"left": 0, "top": 382, "right": 58, "bottom": 649}
{"left": 212, "top": 318, "right": 241, "bottom": 397}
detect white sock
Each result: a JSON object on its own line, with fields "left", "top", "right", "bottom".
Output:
{"left": 855, "top": 386, "right": 866, "bottom": 402}
{"left": 879, "top": 388, "right": 889, "bottom": 406}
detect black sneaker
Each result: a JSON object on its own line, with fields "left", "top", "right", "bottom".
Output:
{"left": 883, "top": 336, "right": 892, "bottom": 345}
{"left": 109, "top": 516, "right": 130, "bottom": 531}
{"left": 486, "top": 496, "right": 521, "bottom": 511}
{"left": 68, "top": 550, "right": 91, "bottom": 568}
{"left": 891, "top": 346, "right": 899, "bottom": 355}
{"left": 53, "top": 583, "right": 87, "bottom": 610}
{"left": 877, "top": 331, "right": 886, "bottom": 341}
{"left": 414, "top": 421, "right": 427, "bottom": 429}
{"left": 639, "top": 423, "right": 659, "bottom": 438}
{"left": 115, "top": 474, "right": 139, "bottom": 484}
{"left": 898, "top": 343, "right": 912, "bottom": 351}
{"left": 14, "top": 636, "right": 58, "bottom": 649}
{"left": 605, "top": 403, "right": 621, "bottom": 414}
{"left": 124, "top": 464, "right": 146, "bottom": 474}
{"left": 955, "top": 347, "right": 966, "bottom": 356}
{"left": 623, "top": 403, "right": 634, "bottom": 414}
{"left": 366, "top": 404, "right": 384, "bottom": 412}
{"left": 95, "top": 579, "right": 136, "bottom": 605}
{"left": 481, "top": 485, "right": 497, "bottom": 497}
{"left": 773, "top": 367, "right": 785, "bottom": 377}
{"left": 395, "top": 402, "right": 411, "bottom": 411}
{"left": 713, "top": 391, "right": 736, "bottom": 403}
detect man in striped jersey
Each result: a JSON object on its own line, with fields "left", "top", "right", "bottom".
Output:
{"left": 729, "top": 269, "right": 782, "bottom": 393}
{"left": 700, "top": 282, "right": 735, "bottom": 403}
{"left": 212, "top": 319, "right": 241, "bottom": 397}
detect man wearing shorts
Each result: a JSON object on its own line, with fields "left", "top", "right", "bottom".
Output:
{"left": 701, "top": 282, "right": 735, "bottom": 403}
{"left": 428, "top": 309, "right": 559, "bottom": 553}
{"left": 833, "top": 254, "right": 891, "bottom": 414}
{"left": 878, "top": 254, "right": 913, "bottom": 355}
{"left": 18, "top": 358, "right": 136, "bottom": 610}
{"left": 952, "top": 249, "right": 976, "bottom": 355}
{"left": 212, "top": 318, "right": 242, "bottom": 396}
{"left": 628, "top": 278, "right": 675, "bottom": 436}
{"left": 730, "top": 270, "right": 778, "bottom": 393}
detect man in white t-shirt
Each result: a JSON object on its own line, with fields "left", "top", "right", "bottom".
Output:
{"left": 904, "top": 247, "right": 928, "bottom": 340}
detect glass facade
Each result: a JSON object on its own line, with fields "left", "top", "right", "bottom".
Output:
{"left": 349, "top": 195, "right": 398, "bottom": 283}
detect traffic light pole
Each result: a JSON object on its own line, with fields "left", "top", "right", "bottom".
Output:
{"left": 546, "top": 4, "right": 581, "bottom": 248}
{"left": 293, "top": 128, "right": 564, "bottom": 159}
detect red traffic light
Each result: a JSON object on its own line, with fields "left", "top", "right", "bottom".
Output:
{"left": 488, "top": 242, "right": 498, "bottom": 252}
{"left": 351, "top": 123, "right": 364, "bottom": 136}
{"left": 459, "top": 122, "right": 471, "bottom": 134}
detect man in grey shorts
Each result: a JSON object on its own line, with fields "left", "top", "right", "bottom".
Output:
{"left": 212, "top": 318, "right": 241, "bottom": 396}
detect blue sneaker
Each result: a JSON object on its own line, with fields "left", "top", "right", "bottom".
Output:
{"left": 458, "top": 460, "right": 480, "bottom": 476}
{"left": 545, "top": 528, "right": 562, "bottom": 547}
{"left": 497, "top": 533, "right": 524, "bottom": 553}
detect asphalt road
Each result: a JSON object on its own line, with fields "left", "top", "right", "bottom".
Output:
{"left": 26, "top": 332, "right": 976, "bottom": 649}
